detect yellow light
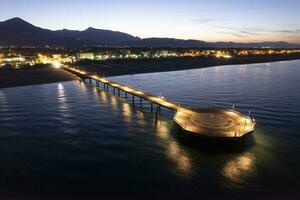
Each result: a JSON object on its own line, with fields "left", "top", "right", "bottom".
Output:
{"left": 52, "top": 61, "right": 61, "bottom": 69}
{"left": 223, "top": 55, "right": 232, "bottom": 58}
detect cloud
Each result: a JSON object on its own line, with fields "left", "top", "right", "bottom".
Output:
{"left": 218, "top": 25, "right": 266, "bottom": 33}
{"left": 218, "top": 25, "right": 300, "bottom": 35}
{"left": 239, "top": 30, "right": 262, "bottom": 36}
{"left": 217, "top": 26, "right": 236, "bottom": 31}
{"left": 193, "top": 18, "right": 222, "bottom": 24}
{"left": 232, "top": 33, "right": 247, "bottom": 38}
{"left": 275, "top": 29, "right": 300, "bottom": 33}
{"left": 217, "top": 26, "right": 264, "bottom": 38}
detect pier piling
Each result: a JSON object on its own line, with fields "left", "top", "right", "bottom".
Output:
{"left": 63, "top": 66, "right": 256, "bottom": 140}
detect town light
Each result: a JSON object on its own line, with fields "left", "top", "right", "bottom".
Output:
{"left": 52, "top": 61, "right": 61, "bottom": 69}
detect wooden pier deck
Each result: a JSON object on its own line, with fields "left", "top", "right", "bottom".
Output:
{"left": 63, "top": 66, "right": 256, "bottom": 139}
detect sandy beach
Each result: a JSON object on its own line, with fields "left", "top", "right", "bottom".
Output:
{"left": 0, "top": 66, "right": 77, "bottom": 89}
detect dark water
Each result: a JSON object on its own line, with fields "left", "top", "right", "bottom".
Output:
{"left": 0, "top": 60, "right": 300, "bottom": 199}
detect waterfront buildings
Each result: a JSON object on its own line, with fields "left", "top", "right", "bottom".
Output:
{"left": 1, "top": 48, "right": 300, "bottom": 68}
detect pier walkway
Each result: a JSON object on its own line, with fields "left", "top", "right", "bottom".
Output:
{"left": 63, "top": 66, "right": 255, "bottom": 139}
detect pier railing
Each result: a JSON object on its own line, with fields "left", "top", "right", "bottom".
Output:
{"left": 63, "top": 65, "right": 256, "bottom": 139}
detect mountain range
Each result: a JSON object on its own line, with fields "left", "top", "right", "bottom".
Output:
{"left": 0, "top": 17, "right": 299, "bottom": 48}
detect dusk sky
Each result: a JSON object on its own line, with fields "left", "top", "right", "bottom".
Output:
{"left": 1, "top": 0, "right": 300, "bottom": 43}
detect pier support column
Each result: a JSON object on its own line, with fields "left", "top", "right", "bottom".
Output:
{"left": 151, "top": 103, "right": 153, "bottom": 112}
{"left": 89, "top": 78, "right": 92, "bottom": 84}
{"left": 96, "top": 81, "right": 100, "bottom": 87}
{"left": 132, "top": 95, "right": 135, "bottom": 105}
{"left": 118, "top": 89, "right": 120, "bottom": 97}
{"left": 140, "top": 97, "right": 142, "bottom": 107}
{"left": 113, "top": 88, "right": 115, "bottom": 94}
{"left": 125, "top": 92, "right": 128, "bottom": 99}
{"left": 155, "top": 106, "right": 159, "bottom": 124}
{"left": 106, "top": 84, "right": 109, "bottom": 91}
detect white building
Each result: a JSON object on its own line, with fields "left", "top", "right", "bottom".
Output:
{"left": 76, "top": 53, "right": 94, "bottom": 60}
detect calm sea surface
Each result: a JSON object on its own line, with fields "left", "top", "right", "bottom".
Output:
{"left": 0, "top": 60, "right": 299, "bottom": 199}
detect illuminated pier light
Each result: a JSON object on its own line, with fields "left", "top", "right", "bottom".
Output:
{"left": 63, "top": 65, "right": 256, "bottom": 141}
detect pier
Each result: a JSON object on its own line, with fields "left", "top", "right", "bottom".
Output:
{"left": 63, "top": 66, "right": 256, "bottom": 140}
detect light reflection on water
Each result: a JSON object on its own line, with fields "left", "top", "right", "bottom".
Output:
{"left": 155, "top": 120, "right": 192, "bottom": 176}
{"left": 0, "top": 90, "right": 8, "bottom": 112}
{"left": 0, "top": 60, "right": 299, "bottom": 198}
{"left": 110, "top": 96, "right": 118, "bottom": 111}
{"left": 99, "top": 89, "right": 108, "bottom": 103}
{"left": 109, "top": 59, "right": 300, "bottom": 197}
{"left": 221, "top": 152, "right": 256, "bottom": 188}
{"left": 57, "top": 83, "right": 68, "bottom": 114}
{"left": 57, "top": 83, "right": 76, "bottom": 134}
{"left": 122, "top": 103, "right": 132, "bottom": 123}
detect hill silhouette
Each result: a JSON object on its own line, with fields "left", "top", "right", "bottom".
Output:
{"left": 0, "top": 18, "right": 299, "bottom": 48}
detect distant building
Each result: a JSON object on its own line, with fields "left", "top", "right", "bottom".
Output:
{"left": 141, "top": 51, "right": 150, "bottom": 58}
{"left": 160, "top": 50, "right": 170, "bottom": 57}
{"left": 94, "top": 52, "right": 109, "bottom": 60}
{"left": 76, "top": 53, "right": 94, "bottom": 60}
{"left": 1, "top": 56, "right": 26, "bottom": 63}
{"left": 52, "top": 54, "right": 62, "bottom": 59}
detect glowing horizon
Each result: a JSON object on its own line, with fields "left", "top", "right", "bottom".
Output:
{"left": 1, "top": 0, "right": 299, "bottom": 43}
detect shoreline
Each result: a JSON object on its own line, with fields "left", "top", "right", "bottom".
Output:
{"left": 75, "top": 54, "right": 300, "bottom": 77}
{"left": 108, "top": 56, "right": 300, "bottom": 78}
{"left": 1, "top": 54, "right": 300, "bottom": 89}
{"left": 0, "top": 66, "right": 78, "bottom": 89}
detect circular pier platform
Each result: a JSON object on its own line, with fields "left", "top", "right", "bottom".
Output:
{"left": 174, "top": 108, "right": 255, "bottom": 138}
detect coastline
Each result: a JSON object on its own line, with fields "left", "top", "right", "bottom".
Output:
{"left": 0, "top": 66, "right": 78, "bottom": 89}
{"left": 75, "top": 54, "right": 300, "bottom": 77}
{"left": 1, "top": 54, "right": 300, "bottom": 89}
